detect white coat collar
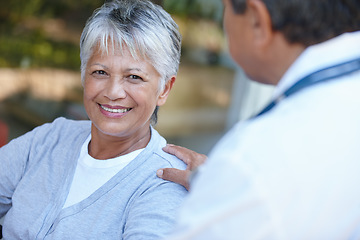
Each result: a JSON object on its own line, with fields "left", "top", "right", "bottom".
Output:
{"left": 272, "top": 31, "right": 360, "bottom": 100}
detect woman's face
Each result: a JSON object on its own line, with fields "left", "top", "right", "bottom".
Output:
{"left": 83, "top": 45, "right": 174, "bottom": 139}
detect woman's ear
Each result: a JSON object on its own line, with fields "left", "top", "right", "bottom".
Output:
{"left": 157, "top": 76, "right": 176, "bottom": 106}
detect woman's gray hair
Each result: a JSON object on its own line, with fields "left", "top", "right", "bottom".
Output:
{"left": 80, "top": 0, "right": 182, "bottom": 124}
{"left": 80, "top": 0, "right": 181, "bottom": 87}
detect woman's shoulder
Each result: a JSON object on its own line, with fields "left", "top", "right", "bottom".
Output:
{"left": 36, "top": 117, "right": 90, "bottom": 131}
{"left": 51, "top": 117, "right": 91, "bottom": 130}
{"left": 155, "top": 150, "right": 187, "bottom": 170}
{"left": 149, "top": 128, "right": 187, "bottom": 170}
{"left": 26, "top": 117, "right": 91, "bottom": 143}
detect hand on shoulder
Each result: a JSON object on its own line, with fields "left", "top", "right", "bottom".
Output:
{"left": 157, "top": 144, "right": 207, "bottom": 190}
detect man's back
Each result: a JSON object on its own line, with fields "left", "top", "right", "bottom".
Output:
{"left": 169, "top": 30, "right": 360, "bottom": 240}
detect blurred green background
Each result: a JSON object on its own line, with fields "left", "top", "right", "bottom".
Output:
{"left": 0, "top": 0, "right": 225, "bottom": 70}
{"left": 0, "top": 0, "right": 240, "bottom": 153}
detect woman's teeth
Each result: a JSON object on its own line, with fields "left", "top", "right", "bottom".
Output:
{"left": 100, "top": 105, "right": 131, "bottom": 113}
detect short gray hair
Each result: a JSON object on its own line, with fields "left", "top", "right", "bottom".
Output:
{"left": 80, "top": 0, "right": 181, "bottom": 90}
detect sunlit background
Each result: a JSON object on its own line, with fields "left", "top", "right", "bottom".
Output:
{"left": 0, "top": 0, "right": 274, "bottom": 154}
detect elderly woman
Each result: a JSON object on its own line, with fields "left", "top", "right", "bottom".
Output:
{"left": 0, "top": 0, "right": 186, "bottom": 239}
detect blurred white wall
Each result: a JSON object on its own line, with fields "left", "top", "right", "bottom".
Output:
{"left": 226, "top": 66, "right": 275, "bottom": 129}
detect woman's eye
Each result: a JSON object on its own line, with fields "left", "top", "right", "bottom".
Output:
{"left": 93, "top": 70, "right": 107, "bottom": 75}
{"left": 129, "top": 75, "right": 143, "bottom": 81}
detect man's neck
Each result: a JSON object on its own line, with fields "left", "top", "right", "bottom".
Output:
{"left": 256, "top": 33, "right": 306, "bottom": 86}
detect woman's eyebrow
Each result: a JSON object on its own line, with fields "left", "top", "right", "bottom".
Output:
{"left": 90, "top": 63, "right": 109, "bottom": 69}
{"left": 125, "top": 68, "right": 142, "bottom": 72}
{"left": 125, "top": 68, "right": 149, "bottom": 76}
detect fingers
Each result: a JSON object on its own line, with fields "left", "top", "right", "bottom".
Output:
{"left": 163, "top": 144, "right": 208, "bottom": 169}
{"left": 160, "top": 144, "right": 208, "bottom": 190}
{"left": 157, "top": 168, "right": 190, "bottom": 190}
{"left": 162, "top": 144, "right": 191, "bottom": 164}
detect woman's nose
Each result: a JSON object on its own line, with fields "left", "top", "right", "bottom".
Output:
{"left": 104, "top": 77, "right": 127, "bottom": 100}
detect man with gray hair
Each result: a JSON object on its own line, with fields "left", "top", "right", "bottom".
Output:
{"left": 158, "top": 0, "right": 360, "bottom": 239}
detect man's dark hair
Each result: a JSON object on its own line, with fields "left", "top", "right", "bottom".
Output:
{"left": 230, "top": 0, "right": 360, "bottom": 46}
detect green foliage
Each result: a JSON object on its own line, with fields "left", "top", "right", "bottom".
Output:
{"left": 0, "top": 0, "right": 103, "bottom": 24}
{"left": 0, "top": 0, "right": 44, "bottom": 24}
{"left": 0, "top": 33, "right": 80, "bottom": 70}
{"left": 163, "top": 0, "right": 223, "bottom": 22}
{"left": 0, "top": 0, "right": 104, "bottom": 70}
{"left": 0, "top": 0, "right": 223, "bottom": 70}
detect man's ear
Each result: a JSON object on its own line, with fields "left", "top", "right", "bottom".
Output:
{"left": 247, "top": 0, "right": 273, "bottom": 49}
{"left": 157, "top": 76, "right": 176, "bottom": 106}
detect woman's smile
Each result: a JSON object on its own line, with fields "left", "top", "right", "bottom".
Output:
{"left": 99, "top": 104, "right": 132, "bottom": 114}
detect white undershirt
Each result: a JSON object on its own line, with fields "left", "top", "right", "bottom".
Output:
{"left": 63, "top": 134, "right": 144, "bottom": 208}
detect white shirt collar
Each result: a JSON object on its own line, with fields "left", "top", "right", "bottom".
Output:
{"left": 272, "top": 31, "right": 360, "bottom": 100}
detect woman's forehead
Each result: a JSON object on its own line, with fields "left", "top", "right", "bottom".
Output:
{"left": 94, "top": 38, "right": 144, "bottom": 58}
{"left": 89, "top": 44, "right": 160, "bottom": 76}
